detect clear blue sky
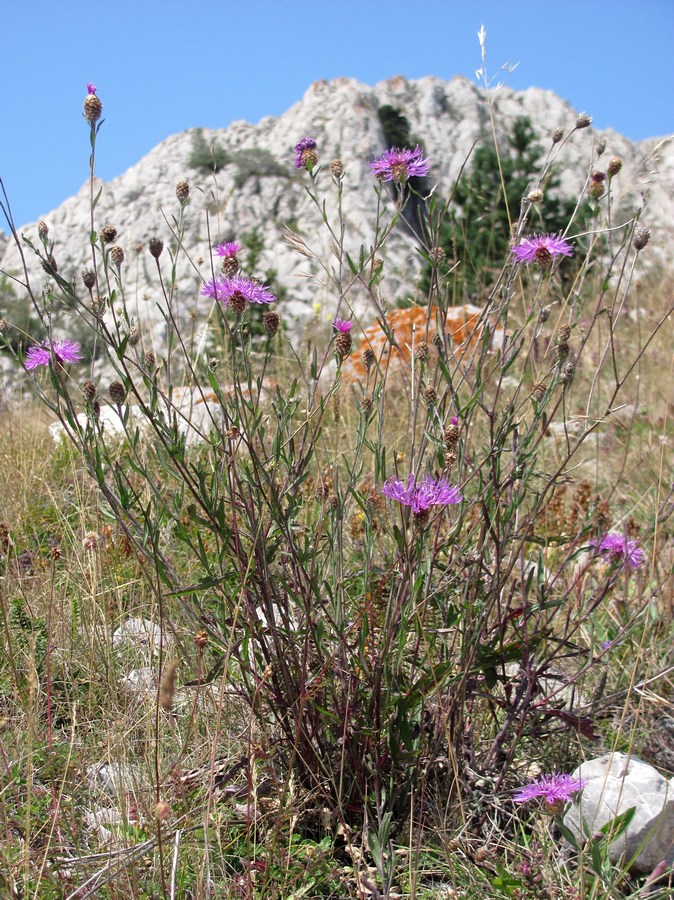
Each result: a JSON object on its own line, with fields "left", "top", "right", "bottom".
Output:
{"left": 1, "top": 0, "right": 671, "bottom": 228}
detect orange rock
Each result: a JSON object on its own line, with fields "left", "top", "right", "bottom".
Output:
{"left": 342, "top": 304, "right": 500, "bottom": 380}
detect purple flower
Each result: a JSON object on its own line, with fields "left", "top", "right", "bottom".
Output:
{"left": 87, "top": 83, "right": 97, "bottom": 95}
{"left": 25, "top": 339, "right": 82, "bottom": 370}
{"left": 591, "top": 531, "right": 645, "bottom": 569}
{"left": 294, "top": 137, "right": 317, "bottom": 169}
{"left": 200, "top": 274, "right": 276, "bottom": 305}
{"left": 381, "top": 474, "right": 462, "bottom": 515}
{"left": 511, "top": 234, "right": 574, "bottom": 266}
{"left": 332, "top": 318, "right": 352, "bottom": 333}
{"left": 214, "top": 242, "right": 241, "bottom": 258}
{"left": 513, "top": 773, "right": 587, "bottom": 810}
{"left": 369, "top": 146, "right": 430, "bottom": 183}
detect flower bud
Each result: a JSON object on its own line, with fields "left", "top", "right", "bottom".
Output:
{"left": 176, "top": 180, "right": 190, "bottom": 203}
{"left": 148, "top": 237, "right": 164, "bottom": 259}
{"left": 263, "top": 310, "right": 279, "bottom": 338}
{"left": 330, "top": 158, "right": 344, "bottom": 180}
{"left": 109, "top": 245, "right": 124, "bottom": 268}
{"left": 108, "top": 380, "right": 127, "bottom": 404}
{"left": 37, "top": 221, "right": 49, "bottom": 240}
{"left": 552, "top": 127, "right": 564, "bottom": 144}
{"left": 607, "top": 157, "right": 622, "bottom": 177}
{"left": 575, "top": 112, "right": 592, "bottom": 129}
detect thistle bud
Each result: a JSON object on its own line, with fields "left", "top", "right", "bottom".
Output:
{"left": 552, "top": 127, "right": 564, "bottom": 144}
{"left": 362, "top": 347, "right": 375, "bottom": 369}
{"left": 148, "top": 237, "right": 164, "bottom": 259}
{"left": 531, "top": 382, "right": 547, "bottom": 402}
{"left": 0, "top": 318, "right": 8, "bottom": 334}
{"left": 607, "top": 157, "right": 622, "bottom": 177}
{"left": 595, "top": 137, "right": 606, "bottom": 157}
{"left": 82, "top": 379, "right": 97, "bottom": 403}
{"left": 108, "top": 380, "right": 127, "bottom": 405}
{"left": 428, "top": 246, "right": 446, "bottom": 265}
{"left": 37, "top": 221, "right": 49, "bottom": 240}
{"left": 81, "top": 268, "right": 96, "bottom": 290}
{"left": 109, "top": 245, "right": 124, "bottom": 268}
{"left": 423, "top": 386, "right": 437, "bottom": 406}
{"left": 228, "top": 291, "right": 247, "bottom": 316}
{"left": 633, "top": 225, "right": 650, "bottom": 251}
{"left": 555, "top": 341, "right": 569, "bottom": 362}
{"left": 263, "top": 310, "right": 279, "bottom": 338}
{"left": 100, "top": 224, "right": 117, "bottom": 244}
{"left": 359, "top": 396, "right": 373, "bottom": 414}
{"left": 176, "top": 180, "right": 190, "bottom": 203}
{"left": 540, "top": 306, "right": 551, "bottom": 323}
{"left": 144, "top": 350, "right": 156, "bottom": 369}
{"left": 432, "top": 332, "right": 444, "bottom": 353}
{"left": 557, "top": 324, "right": 571, "bottom": 343}
{"left": 128, "top": 326, "right": 140, "bottom": 347}
{"left": 83, "top": 84, "right": 102, "bottom": 123}
{"left": 330, "top": 158, "right": 344, "bottom": 180}
{"left": 444, "top": 419, "right": 460, "bottom": 446}
{"left": 575, "top": 112, "right": 592, "bottom": 129}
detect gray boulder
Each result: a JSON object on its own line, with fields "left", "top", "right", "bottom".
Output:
{"left": 564, "top": 752, "right": 674, "bottom": 874}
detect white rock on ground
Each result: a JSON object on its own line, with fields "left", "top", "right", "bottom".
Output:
{"left": 563, "top": 751, "right": 674, "bottom": 874}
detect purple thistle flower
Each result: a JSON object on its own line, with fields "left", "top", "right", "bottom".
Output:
{"left": 25, "top": 339, "right": 82, "bottom": 370}
{"left": 200, "top": 274, "right": 276, "bottom": 305}
{"left": 87, "top": 83, "right": 97, "bottom": 95}
{"left": 294, "top": 137, "right": 317, "bottom": 169}
{"left": 591, "top": 531, "right": 645, "bottom": 569}
{"left": 214, "top": 242, "right": 241, "bottom": 258}
{"left": 513, "top": 773, "right": 587, "bottom": 810}
{"left": 332, "top": 318, "right": 352, "bottom": 333}
{"left": 511, "top": 234, "right": 574, "bottom": 266}
{"left": 381, "top": 474, "right": 462, "bottom": 515}
{"left": 369, "top": 146, "right": 430, "bottom": 183}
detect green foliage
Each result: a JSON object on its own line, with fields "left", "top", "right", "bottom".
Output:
{"left": 421, "top": 117, "right": 589, "bottom": 298}
{"left": 188, "top": 129, "right": 289, "bottom": 185}
{"left": 378, "top": 104, "right": 413, "bottom": 149}
{"left": 187, "top": 128, "right": 231, "bottom": 173}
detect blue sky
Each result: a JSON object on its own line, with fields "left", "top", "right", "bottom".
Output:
{"left": 1, "top": 0, "right": 671, "bottom": 228}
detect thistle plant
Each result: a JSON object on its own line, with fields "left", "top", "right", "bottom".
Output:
{"left": 0, "top": 78, "right": 672, "bottom": 899}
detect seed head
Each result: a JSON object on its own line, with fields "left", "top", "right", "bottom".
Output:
{"left": 83, "top": 84, "right": 102, "bottom": 123}
{"left": 128, "top": 326, "right": 140, "bottom": 347}
{"left": 444, "top": 450, "right": 457, "bottom": 469}
{"left": 595, "top": 137, "right": 606, "bottom": 156}
{"left": 154, "top": 801, "right": 171, "bottom": 822}
{"left": 575, "top": 112, "right": 592, "bottom": 129}
{"left": 108, "top": 380, "right": 127, "bottom": 405}
{"left": 531, "top": 382, "right": 547, "bottom": 402}
{"left": 82, "top": 379, "right": 97, "bottom": 403}
{"left": 415, "top": 340, "right": 430, "bottom": 363}
{"left": 144, "top": 350, "right": 156, "bottom": 369}
{"left": 561, "top": 362, "right": 575, "bottom": 385}
{"left": 607, "top": 157, "right": 623, "bottom": 177}
{"left": 81, "top": 268, "right": 96, "bottom": 290}
{"left": 263, "top": 310, "right": 279, "bottom": 338}
{"left": 555, "top": 341, "right": 570, "bottom": 362}
{"left": 432, "top": 331, "right": 444, "bottom": 353}
{"left": 159, "top": 658, "right": 178, "bottom": 711}
{"left": 557, "top": 324, "right": 571, "bottom": 343}
{"left": 552, "top": 127, "right": 564, "bottom": 144}
{"left": 37, "top": 221, "right": 49, "bottom": 240}
{"left": 540, "top": 306, "right": 551, "bottom": 323}
{"left": 633, "top": 225, "right": 650, "bottom": 251}
{"left": 0, "top": 318, "right": 8, "bottom": 334}
{"left": 100, "top": 224, "right": 117, "bottom": 244}
{"left": 175, "top": 180, "right": 190, "bottom": 203}
{"left": 148, "top": 237, "right": 164, "bottom": 259}
{"left": 82, "top": 531, "right": 100, "bottom": 552}
{"left": 194, "top": 630, "right": 209, "bottom": 649}
{"left": 330, "top": 158, "right": 344, "bottom": 180}
{"left": 527, "top": 188, "right": 544, "bottom": 204}
{"left": 428, "top": 246, "right": 446, "bottom": 265}
{"left": 109, "top": 245, "right": 124, "bottom": 268}
{"left": 359, "top": 396, "right": 373, "bottom": 414}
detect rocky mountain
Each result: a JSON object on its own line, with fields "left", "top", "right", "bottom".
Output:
{"left": 1, "top": 75, "right": 672, "bottom": 351}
